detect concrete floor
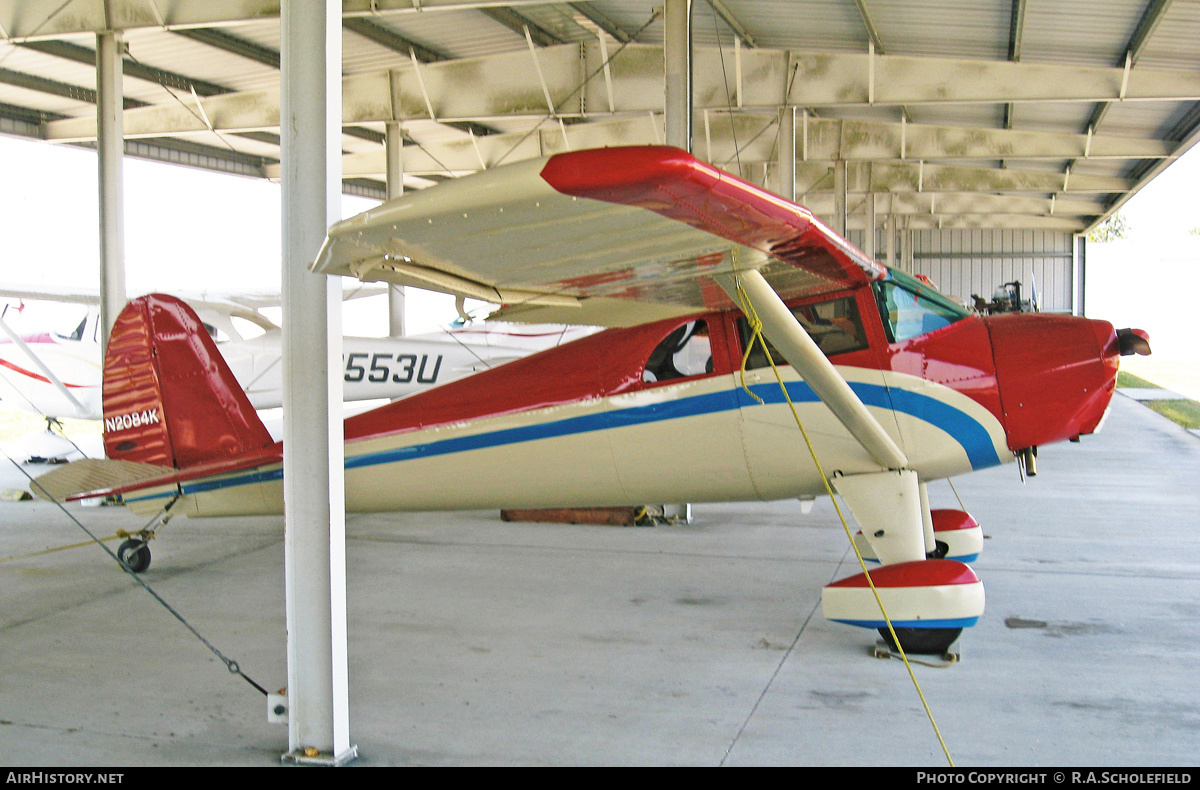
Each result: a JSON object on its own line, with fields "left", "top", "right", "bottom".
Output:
{"left": 1, "top": 393, "right": 1198, "bottom": 767}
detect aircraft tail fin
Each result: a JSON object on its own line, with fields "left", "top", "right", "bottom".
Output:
{"left": 103, "top": 294, "right": 274, "bottom": 469}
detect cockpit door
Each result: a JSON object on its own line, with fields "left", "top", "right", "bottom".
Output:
{"left": 606, "top": 316, "right": 759, "bottom": 503}
{"left": 731, "top": 288, "right": 903, "bottom": 499}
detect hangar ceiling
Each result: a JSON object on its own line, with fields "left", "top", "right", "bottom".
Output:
{"left": 1, "top": 0, "right": 1199, "bottom": 235}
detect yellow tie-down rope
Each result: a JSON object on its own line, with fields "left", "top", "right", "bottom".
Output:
{"left": 0, "top": 534, "right": 123, "bottom": 564}
{"left": 733, "top": 278, "right": 955, "bottom": 766}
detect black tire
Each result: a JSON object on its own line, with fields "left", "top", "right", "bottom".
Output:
{"left": 117, "top": 539, "right": 151, "bottom": 573}
{"left": 878, "top": 626, "right": 962, "bottom": 655}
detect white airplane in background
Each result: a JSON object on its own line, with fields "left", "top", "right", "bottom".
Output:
{"left": 0, "top": 285, "right": 593, "bottom": 433}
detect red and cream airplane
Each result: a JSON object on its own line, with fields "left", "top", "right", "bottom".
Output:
{"left": 36, "top": 146, "right": 1149, "bottom": 654}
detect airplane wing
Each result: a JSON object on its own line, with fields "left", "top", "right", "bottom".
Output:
{"left": 0, "top": 285, "right": 102, "bottom": 305}
{"left": 316, "top": 145, "right": 905, "bottom": 470}
{"left": 314, "top": 146, "right": 885, "bottom": 327}
{"left": 188, "top": 282, "right": 387, "bottom": 314}
{"left": 1, "top": 284, "right": 386, "bottom": 318}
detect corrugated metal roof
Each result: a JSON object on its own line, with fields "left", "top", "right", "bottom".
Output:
{"left": 864, "top": 2, "right": 1012, "bottom": 58}
{"left": 0, "top": 0, "right": 1197, "bottom": 232}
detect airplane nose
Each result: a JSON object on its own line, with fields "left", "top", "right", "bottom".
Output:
{"left": 986, "top": 314, "right": 1121, "bottom": 452}
{"left": 1092, "top": 317, "right": 1120, "bottom": 360}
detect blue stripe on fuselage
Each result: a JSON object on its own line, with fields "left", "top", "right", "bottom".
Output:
{"left": 736, "top": 381, "right": 1001, "bottom": 471}
{"left": 125, "top": 378, "right": 1002, "bottom": 503}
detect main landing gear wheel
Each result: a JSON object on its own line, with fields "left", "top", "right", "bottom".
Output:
{"left": 878, "top": 626, "right": 962, "bottom": 656}
{"left": 117, "top": 538, "right": 151, "bottom": 573}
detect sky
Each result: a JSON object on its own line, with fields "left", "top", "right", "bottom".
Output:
{"left": 0, "top": 134, "right": 461, "bottom": 338}
{"left": 1, "top": 131, "right": 1197, "bottom": 361}
{"left": 1084, "top": 144, "right": 1200, "bottom": 364}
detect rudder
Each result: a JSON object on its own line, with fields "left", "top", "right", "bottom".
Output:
{"left": 103, "top": 294, "right": 274, "bottom": 469}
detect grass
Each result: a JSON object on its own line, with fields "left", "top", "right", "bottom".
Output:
{"left": 1144, "top": 400, "right": 1200, "bottom": 430}
{"left": 1117, "top": 371, "right": 1160, "bottom": 389}
{"left": 1114, "top": 370, "right": 1200, "bottom": 431}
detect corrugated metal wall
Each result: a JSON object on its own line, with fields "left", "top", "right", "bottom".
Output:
{"left": 848, "top": 227, "right": 1077, "bottom": 314}
{"left": 911, "top": 229, "right": 1076, "bottom": 314}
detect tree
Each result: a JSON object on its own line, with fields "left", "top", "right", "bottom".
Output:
{"left": 1087, "top": 213, "right": 1128, "bottom": 243}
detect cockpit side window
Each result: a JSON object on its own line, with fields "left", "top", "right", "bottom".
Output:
{"left": 736, "top": 295, "right": 867, "bottom": 369}
{"left": 642, "top": 320, "right": 712, "bottom": 384}
{"left": 873, "top": 274, "right": 970, "bottom": 343}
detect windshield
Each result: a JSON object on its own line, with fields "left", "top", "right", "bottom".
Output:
{"left": 51, "top": 308, "right": 90, "bottom": 342}
{"left": 874, "top": 271, "right": 970, "bottom": 343}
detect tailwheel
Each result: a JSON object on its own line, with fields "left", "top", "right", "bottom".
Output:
{"left": 878, "top": 626, "right": 962, "bottom": 656}
{"left": 117, "top": 538, "right": 151, "bottom": 573}
{"left": 112, "top": 497, "right": 177, "bottom": 574}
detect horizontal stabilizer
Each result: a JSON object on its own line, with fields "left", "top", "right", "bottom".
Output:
{"left": 30, "top": 458, "right": 175, "bottom": 502}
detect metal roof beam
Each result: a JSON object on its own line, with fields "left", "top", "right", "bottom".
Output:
{"left": 170, "top": 27, "right": 280, "bottom": 69}
{"left": 0, "top": 65, "right": 145, "bottom": 109}
{"left": 1, "top": 0, "right": 276, "bottom": 39}
{"left": 1084, "top": 0, "right": 1174, "bottom": 136}
{"left": 42, "top": 45, "right": 1195, "bottom": 142}
{"left": 1073, "top": 0, "right": 1175, "bottom": 184}
{"left": 0, "top": 0, "right": 572, "bottom": 40}
{"left": 850, "top": 1, "right": 911, "bottom": 125}
{"left": 853, "top": 0, "right": 884, "bottom": 55}
{"left": 567, "top": 2, "right": 634, "bottom": 44}
{"left": 479, "top": 7, "right": 567, "bottom": 48}
{"left": 1, "top": 42, "right": 280, "bottom": 157}
{"left": 846, "top": 191, "right": 1108, "bottom": 217}
{"left": 340, "top": 16, "right": 500, "bottom": 138}
{"left": 343, "top": 125, "right": 383, "bottom": 145}
{"left": 870, "top": 214, "right": 1085, "bottom": 232}
{"left": 17, "top": 40, "right": 228, "bottom": 96}
{"left": 46, "top": 46, "right": 1199, "bottom": 141}
{"left": 120, "top": 136, "right": 271, "bottom": 175}
{"left": 0, "top": 100, "right": 63, "bottom": 135}
{"left": 341, "top": 16, "right": 451, "bottom": 64}
{"left": 1004, "top": 0, "right": 1028, "bottom": 129}
{"left": 173, "top": 21, "right": 484, "bottom": 143}
{"left": 343, "top": 177, "right": 386, "bottom": 200}
{"left": 324, "top": 114, "right": 1168, "bottom": 180}
{"left": 703, "top": 0, "right": 756, "bottom": 48}
{"left": 802, "top": 160, "right": 1131, "bottom": 195}
{"left": 1128, "top": 0, "right": 1175, "bottom": 66}
{"left": 1007, "top": 0, "right": 1028, "bottom": 62}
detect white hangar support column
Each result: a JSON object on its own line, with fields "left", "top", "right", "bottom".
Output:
{"left": 279, "top": 0, "right": 354, "bottom": 766}
{"left": 664, "top": 0, "right": 692, "bottom": 152}
{"left": 385, "top": 121, "right": 406, "bottom": 337}
{"left": 96, "top": 30, "right": 125, "bottom": 352}
{"left": 665, "top": 0, "right": 694, "bottom": 525}
{"left": 778, "top": 106, "right": 796, "bottom": 202}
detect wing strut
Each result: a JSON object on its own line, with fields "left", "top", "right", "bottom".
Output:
{"left": 0, "top": 311, "right": 88, "bottom": 417}
{"left": 719, "top": 267, "right": 909, "bottom": 471}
